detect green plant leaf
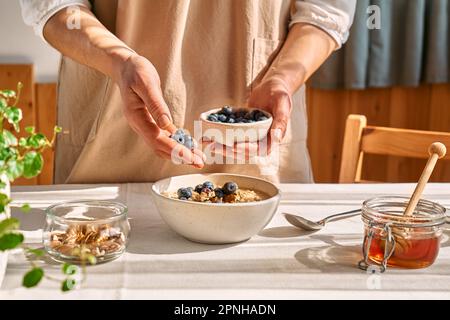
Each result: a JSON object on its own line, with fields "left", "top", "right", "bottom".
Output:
{"left": 61, "top": 278, "right": 76, "bottom": 292}
{"left": 4, "top": 107, "right": 22, "bottom": 127}
{"left": 2, "top": 130, "right": 18, "bottom": 147}
{"left": 0, "top": 232, "right": 24, "bottom": 251}
{"left": 0, "top": 97, "right": 7, "bottom": 110}
{"left": 22, "top": 267, "right": 44, "bottom": 288}
{"left": 18, "top": 137, "right": 27, "bottom": 147}
{"left": 23, "top": 151, "right": 43, "bottom": 178}
{"left": 6, "top": 159, "right": 24, "bottom": 181}
{"left": 0, "top": 90, "right": 16, "bottom": 98}
{"left": 0, "top": 193, "right": 11, "bottom": 214}
{"left": 62, "top": 263, "right": 78, "bottom": 275}
{"left": 0, "top": 147, "right": 17, "bottom": 169}
{"left": 0, "top": 218, "right": 19, "bottom": 236}
{"left": 27, "top": 133, "right": 47, "bottom": 148}
{"left": 20, "top": 203, "right": 31, "bottom": 213}
{"left": 25, "top": 126, "right": 35, "bottom": 134}
{"left": 26, "top": 248, "right": 45, "bottom": 257}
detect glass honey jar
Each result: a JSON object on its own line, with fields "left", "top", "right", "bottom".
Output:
{"left": 359, "top": 196, "right": 446, "bottom": 272}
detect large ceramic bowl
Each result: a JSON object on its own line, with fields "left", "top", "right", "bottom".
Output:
{"left": 151, "top": 173, "right": 281, "bottom": 244}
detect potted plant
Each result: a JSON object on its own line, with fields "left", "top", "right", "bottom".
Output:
{"left": 0, "top": 83, "right": 80, "bottom": 291}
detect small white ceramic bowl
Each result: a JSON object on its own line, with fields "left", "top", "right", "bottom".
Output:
{"left": 200, "top": 107, "right": 273, "bottom": 147}
{"left": 151, "top": 173, "right": 281, "bottom": 244}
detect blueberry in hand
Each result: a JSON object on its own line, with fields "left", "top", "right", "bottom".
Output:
{"left": 177, "top": 187, "right": 192, "bottom": 199}
{"left": 202, "top": 181, "right": 214, "bottom": 190}
{"left": 174, "top": 128, "right": 186, "bottom": 135}
{"left": 171, "top": 131, "right": 186, "bottom": 145}
{"left": 183, "top": 135, "right": 196, "bottom": 150}
{"left": 214, "top": 188, "right": 224, "bottom": 198}
{"left": 223, "top": 182, "right": 238, "bottom": 195}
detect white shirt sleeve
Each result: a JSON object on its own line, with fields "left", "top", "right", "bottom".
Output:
{"left": 290, "top": 0, "right": 357, "bottom": 48}
{"left": 19, "top": 0, "right": 91, "bottom": 40}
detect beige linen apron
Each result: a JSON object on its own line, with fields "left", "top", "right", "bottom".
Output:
{"left": 55, "top": 0, "right": 313, "bottom": 184}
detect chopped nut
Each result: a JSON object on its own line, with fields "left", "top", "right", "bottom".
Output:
{"left": 48, "top": 223, "right": 126, "bottom": 259}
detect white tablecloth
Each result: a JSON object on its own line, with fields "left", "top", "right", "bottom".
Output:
{"left": 1, "top": 183, "right": 449, "bottom": 300}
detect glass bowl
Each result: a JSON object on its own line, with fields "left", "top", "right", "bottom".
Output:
{"left": 43, "top": 200, "right": 130, "bottom": 264}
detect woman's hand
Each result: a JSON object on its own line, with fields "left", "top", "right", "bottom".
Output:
{"left": 115, "top": 54, "right": 205, "bottom": 168}
{"left": 248, "top": 77, "right": 292, "bottom": 151}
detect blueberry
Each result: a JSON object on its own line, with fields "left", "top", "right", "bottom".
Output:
{"left": 220, "top": 106, "right": 233, "bottom": 116}
{"left": 214, "top": 188, "right": 224, "bottom": 198}
{"left": 177, "top": 187, "right": 192, "bottom": 199}
{"left": 171, "top": 133, "right": 185, "bottom": 145}
{"left": 235, "top": 109, "right": 247, "bottom": 118}
{"left": 174, "top": 128, "right": 186, "bottom": 136}
{"left": 257, "top": 115, "right": 268, "bottom": 121}
{"left": 227, "top": 118, "right": 235, "bottom": 124}
{"left": 202, "top": 181, "right": 214, "bottom": 190}
{"left": 217, "top": 114, "right": 227, "bottom": 122}
{"left": 254, "top": 110, "right": 269, "bottom": 121}
{"left": 195, "top": 184, "right": 204, "bottom": 193}
{"left": 223, "top": 182, "right": 238, "bottom": 195}
{"left": 183, "top": 135, "right": 195, "bottom": 150}
{"left": 244, "top": 111, "right": 254, "bottom": 120}
{"left": 235, "top": 117, "right": 244, "bottom": 123}
{"left": 207, "top": 114, "right": 219, "bottom": 122}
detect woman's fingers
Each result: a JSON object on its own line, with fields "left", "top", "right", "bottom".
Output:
{"left": 123, "top": 55, "right": 177, "bottom": 133}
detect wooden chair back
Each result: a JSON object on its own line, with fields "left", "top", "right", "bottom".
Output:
{"left": 339, "top": 114, "right": 450, "bottom": 183}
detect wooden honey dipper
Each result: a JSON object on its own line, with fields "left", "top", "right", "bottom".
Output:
{"left": 404, "top": 142, "right": 447, "bottom": 216}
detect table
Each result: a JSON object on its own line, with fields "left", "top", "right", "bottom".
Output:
{"left": 0, "top": 183, "right": 449, "bottom": 299}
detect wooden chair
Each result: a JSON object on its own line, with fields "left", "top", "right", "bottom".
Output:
{"left": 339, "top": 114, "right": 450, "bottom": 183}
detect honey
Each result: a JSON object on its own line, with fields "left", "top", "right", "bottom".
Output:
{"left": 360, "top": 196, "right": 446, "bottom": 272}
{"left": 364, "top": 230, "right": 440, "bottom": 269}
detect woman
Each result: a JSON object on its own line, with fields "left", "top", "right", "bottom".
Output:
{"left": 20, "top": 0, "right": 356, "bottom": 184}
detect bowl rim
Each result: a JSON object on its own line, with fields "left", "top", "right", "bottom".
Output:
{"left": 151, "top": 173, "right": 281, "bottom": 207}
{"left": 45, "top": 199, "right": 128, "bottom": 224}
{"left": 200, "top": 107, "right": 273, "bottom": 127}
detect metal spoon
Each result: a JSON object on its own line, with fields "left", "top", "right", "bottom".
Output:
{"left": 284, "top": 209, "right": 361, "bottom": 231}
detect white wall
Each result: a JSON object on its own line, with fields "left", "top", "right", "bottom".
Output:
{"left": 0, "top": 0, "right": 60, "bottom": 82}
